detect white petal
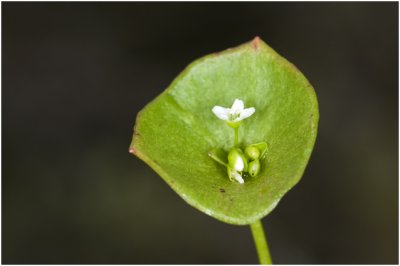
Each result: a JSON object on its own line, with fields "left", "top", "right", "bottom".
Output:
{"left": 212, "top": 106, "right": 230, "bottom": 121}
{"left": 238, "top": 107, "right": 255, "bottom": 121}
{"left": 231, "top": 99, "right": 244, "bottom": 113}
{"left": 234, "top": 156, "right": 244, "bottom": 171}
{"left": 232, "top": 171, "right": 244, "bottom": 184}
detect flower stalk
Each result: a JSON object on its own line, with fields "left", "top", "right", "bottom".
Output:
{"left": 234, "top": 127, "right": 239, "bottom": 147}
{"left": 250, "top": 219, "right": 273, "bottom": 264}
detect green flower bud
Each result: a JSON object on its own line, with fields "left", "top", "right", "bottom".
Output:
{"left": 245, "top": 146, "right": 260, "bottom": 160}
{"left": 248, "top": 159, "right": 261, "bottom": 177}
{"left": 228, "top": 148, "right": 248, "bottom": 172}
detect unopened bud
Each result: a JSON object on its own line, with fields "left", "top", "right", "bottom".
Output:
{"left": 248, "top": 159, "right": 261, "bottom": 177}
{"left": 245, "top": 146, "right": 260, "bottom": 160}
{"left": 228, "top": 148, "right": 248, "bottom": 172}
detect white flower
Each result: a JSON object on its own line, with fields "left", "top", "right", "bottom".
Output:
{"left": 228, "top": 168, "right": 245, "bottom": 184}
{"left": 212, "top": 99, "right": 255, "bottom": 124}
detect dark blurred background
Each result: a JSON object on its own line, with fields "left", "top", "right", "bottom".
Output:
{"left": 2, "top": 2, "right": 398, "bottom": 264}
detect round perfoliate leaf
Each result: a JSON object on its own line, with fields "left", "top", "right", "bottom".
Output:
{"left": 130, "top": 37, "right": 319, "bottom": 225}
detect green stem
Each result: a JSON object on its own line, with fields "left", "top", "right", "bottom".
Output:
{"left": 250, "top": 219, "right": 273, "bottom": 264}
{"left": 234, "top": 127, "right": 239, "bottom": 147}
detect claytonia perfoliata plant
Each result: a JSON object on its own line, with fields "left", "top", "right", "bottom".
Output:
{"left": 210, "top": 99, "right": 268, "bottom": 184}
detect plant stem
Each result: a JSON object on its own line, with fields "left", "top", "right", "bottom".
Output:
{"left": 250, "top": 219, "right": 273, "bottom": 264}
{"left": 234, "top": 127, "right": 239, "bottom": 147}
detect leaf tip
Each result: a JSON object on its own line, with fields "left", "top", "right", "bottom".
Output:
{"left": 129, "top": 147, "right": 136, "bottom": 155}
{"left": 251, "top": 36, "right": 261, "bottom": 51}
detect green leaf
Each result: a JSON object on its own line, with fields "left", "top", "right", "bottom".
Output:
{"left": 130, "top": 37, "right": 319, "bottom": 225}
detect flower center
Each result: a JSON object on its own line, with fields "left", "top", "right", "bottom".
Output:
{"left": 229, "top": 111, "right": 240, "bottom": 121}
